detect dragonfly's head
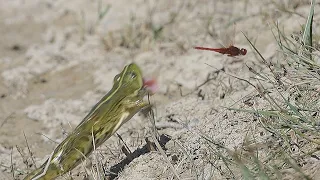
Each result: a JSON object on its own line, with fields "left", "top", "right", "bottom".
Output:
{"left": 240, "top": 48, "right": 247, "bottom": 55}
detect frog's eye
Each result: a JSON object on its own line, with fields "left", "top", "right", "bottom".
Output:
{"left": 114, "top": 74, "right": 120, "bottom": 82}
{"left": 129, "top": 72, "right": 137, "bottom": 79}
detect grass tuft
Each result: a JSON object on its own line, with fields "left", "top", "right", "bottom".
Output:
{"left": 202, "top": 1, "right": 320, "bottom": 179}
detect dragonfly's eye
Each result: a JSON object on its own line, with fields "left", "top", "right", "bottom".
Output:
{"left": 241, "top": 48, "right": 247, "bottom": 55}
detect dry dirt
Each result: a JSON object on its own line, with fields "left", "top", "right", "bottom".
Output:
{"left": 0, "top": 0, "right": 316, "bottom": 179}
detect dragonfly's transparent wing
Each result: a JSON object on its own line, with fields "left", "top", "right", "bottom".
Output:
{"left": 218, "top": 22, "right": 236, "bottom": 48}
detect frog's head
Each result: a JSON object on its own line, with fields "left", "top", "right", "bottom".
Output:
{"left": 111, "top": 62, "right": 157, "bottom": 103}
{"left": 113, "top": 63, "right": 145, "bottom": 97}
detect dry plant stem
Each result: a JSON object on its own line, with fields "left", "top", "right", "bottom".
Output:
{"left": 149, "top": 109, "right": 180, "bottom": 179}
{"left": 148, "top": 96, "right": 160, "bottom": 139}
{"left": 24, "top": 132, "right": 37, "bottom": 169}
{"left": 0, "top": 113, "right": 14, "bottom": 128}
{"left": 10, "top": 147, "right": 14, "bottom": 178}
{"left": 171, "top": 139, "right": 198, "bottom": 180}
{"left": 117, "top": 133, "right": 132, "bottom": 154}
{"left": 91, "top": 127, "right": 102, "bottom": 180}
{"left": 197, "top": 131, "right": 236, "bottom": 178}
{"left": 16, "top": 146, "right": 28, "bottom": 169}
{"left": 35, "top": 133, "right": 58, "bottom": 144}
{"left": 181, "top": 68, "right": 224, "bottom": 97}
{"left": 205, "top": 63, "right": 269, "bottom": 106}
{"left": 151, "top": 133, "right": 181, "bottom": 180}
{"left": 170, "top": 156, "right": 186, "bottom": 180}
{"left": 31, "top": 151, "right": 55, "bottom": 179}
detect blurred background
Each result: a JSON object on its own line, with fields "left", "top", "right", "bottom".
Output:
{"left": 0, "top": 0, "right": 319, "bottom": 179}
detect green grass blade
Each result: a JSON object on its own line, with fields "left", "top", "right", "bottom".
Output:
{"left": 302, "top": 0, "right": 314, "bottom": 48}
{"left": 302, "top": 0, "right": 315, "bottom": 60}
{"left": 242, "top": 32, "right": 267, "bottom": 64}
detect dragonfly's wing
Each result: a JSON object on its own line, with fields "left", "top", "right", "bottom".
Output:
{"left": 219, "top": 22, "right": 236, "bottom": 47}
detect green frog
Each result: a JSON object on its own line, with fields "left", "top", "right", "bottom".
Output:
{"left": 24, "top": 63, "right": 152, "bottom": 180}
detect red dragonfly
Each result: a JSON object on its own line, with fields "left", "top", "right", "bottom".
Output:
{"left": 194, "top": 23, "right": 247, "bottom": 57}
{"left": 194, "top": 45, "right": 247, "bottom": 57}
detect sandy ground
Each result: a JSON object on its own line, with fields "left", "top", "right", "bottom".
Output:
{"left": 0, "top": 0, "right": 317, "bottom": 179}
